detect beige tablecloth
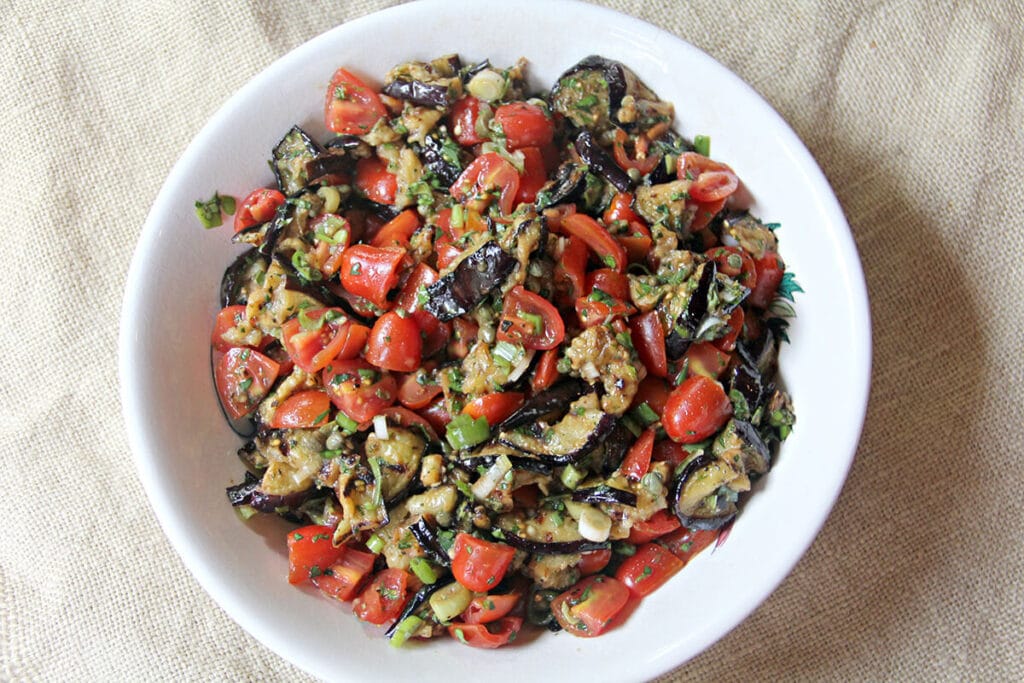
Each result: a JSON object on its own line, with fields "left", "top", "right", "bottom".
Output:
{"left": 2, "top": 1, "right": 1021, "bottom": 680}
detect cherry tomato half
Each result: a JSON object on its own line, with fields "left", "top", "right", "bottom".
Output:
{"left": 214, "top": 347, "right": 280, "bottom": 419}
{"left": 340, "top": 244, "right": 407, "bottom": 309}
{"left": 312, "top": 546, "right": 376, "bottom": 601}
{"left": 324, "top": 67, "right": 386, "bottom": 135}
{"left": 354, "top": 157, "right": 397, "bottom": 205}
{"left": 353, "top": 568, "right": 409, "bottom": 625}
{"left": 496, "top": 285, "right": 565, "bottom": 351}
{"left": 662, "top": 375, "right": 733, "bottom": 444}
{"left": 448, "top": 617, "right": 523, "bottom": 649}
{"left": 286, "top": 525, "right": 343, "bottom": 585}
{"left": 615, "top": 542, "right": 684, "bottom": 598}
{"left": 451, "top": 533, "right": 516, "bottom": 593}
{"left": 322, "top": 359, "right": 398, "bottom": 423}
{"left": 629, "top": 311, "right": 668, "bottom": 378}
{"left": 269, "top": 390, "right": 331, "bottom": 429}
{"left": 365, "top": 311, "right": 423, "bottom": 372}
{"left": 462, "top": 392, "right": 525, "bottom": 426}
{"left": 234, "top": 188, "right": 285, "bottom": 233}
{"left": 562, "top": 213, "right": 627, "bottom": 272}
{"left": 461, "top": 594, "right": 521, "bottom": 625}
{"left": 551, "top": 575, "right": 630, "bottom": 638}
{"left": 451, "top": 153, "right": 520, "bottom": 216}
{"left": 450, "top": 95, "right": 486, "bottom": 146}
{"left": 494, "top": 102, "right": 554, "bottom": 150}
{"left": 281, "top": 308, "right": 367, "bottom": 373}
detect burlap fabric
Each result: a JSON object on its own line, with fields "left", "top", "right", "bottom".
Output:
{"left": 1, "top": 1, "right": 1021, "bottom": 680}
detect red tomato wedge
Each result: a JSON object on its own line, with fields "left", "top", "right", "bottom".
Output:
{"left": 365, "top": 311, "right": 423, "bottom": 372}
{"left": 551, "top": 575, "right": 629, "bottom": 637}
{"left": 684, "top": 341, "right": 731, "bottom": 380}
{"left": 663, "top": 375, "right": 733, "bottom": 444}
{"left": 281, "top": 308, "right": 366, "bottom": 373}
{"left": 620, "top": 427, "right": 655, "bottom": 481}
{"left": 313, "top": 547, "right": 376, "bottom": 602}
{"left": 397, "top": 368, "right": 443, "bottom": 410}
{"left": 514, "top": 146, "right": 547, "bottom": 204}
{"left": 211, "top": 305, "right": 258, "bottom": 352}
{"left": 234, "top": 188, "right": 285, "bottom": 233}
{"left": 324, "top": 67, "right": 386, "bottom": 135}
{"left": 531, "top": 347, "right": 561, "bottom": 393}
{"left": 561, "top": 213, "right": 627, "bottom": 273}
{"left": 612, "top": 128, "right": 659, "bottom": 175}
{"left": 322, "top": 359, "right": 398, "bottom": 423}
{"left": 627, "top": 509, "right": 682, "bottom": 544}
{"left": 712, "top": 307, "right": 745, "bottom": 353}
{"left": 287, "top": 525, "right": 343, "bottom": 585}
{"left": 354, "top": 157, "right": 397, "bottom": 205}
{"left": 461, "top": 594, "right": 521, "bottom": 625}
{"left": 496, "top": 285, "right": 565, "bottom": 350}
{"left": 462, "top": 392, "right": 525, "bottom": 426}
{"left": 448, "top": 617, "right": 523, "bottom": 649}
{"left": 451, "top": 153, "right": 520, "bottom": 216}
{"left": 659, "top": 526, "right": 720, "bottom": 565}
{"left": 450, "top": 95, "right": 486, "bottom": 146}
{"left": 451, "top": 533, "right": 516, "bottom": 592}
{"left": 353, "top": 568, "right": 409, "bottom": 625}
{"left": 371, "top": 209, "right": 421, "bottom": 248}
{"left": 748, "top": 251, "right": 785, "bottom": 309}
{"left": 615, "top": 542, "right": 684, "bottom": 598}
{"left": 393, "top": 263, "right": 449, "bottom": 358}
{"left": 629, "top": 311, "right": 668, "bottom": 378}
{"left": 494, "top": 102, "right": 554, "bottom": 150}
{"left": 214, "top": 347, "right": 280, "bottom": 419}
{"left": 269, "top": 390, "right": 331, "bottom": 429}
{"left": 340, "top": 245, "right": 406, "bottom": 309}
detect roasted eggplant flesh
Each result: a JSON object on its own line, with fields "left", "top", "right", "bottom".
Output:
{"left": 671, "top": 454, "right": 743, "bottom": 530}
{"left": 272, "top": 126, "right": 324, "bottom": 195}
{"left": 496, "top": 507, "right": 610, "bottom": 554}
{"left": 365, "top": 427, "right": 426, "bottom": 502}
{"left": 497, "top": 393, "right": 617, "bottom": 464}
{"left": 726, "top": 361, "right": 767, "bottom": 422}
{"left": 383, "top": 57, "right": 462, "bottom": 108}
{"left": 550, "top": 56, "right": 624, "bottom": 131}
{"left": 220, "top": 249, "right": 269, "bottom": 307}
{"left": 420, "top": 133, "right": 464, "bottom": 188}
{"left": 713, "top": 418, "right": 771, "bottom": 475}
{"left": 423, "top": 241, "right": 516, "bottom": 321}
{"left": 534, "top": 161, "right": 587, "bottom": 210}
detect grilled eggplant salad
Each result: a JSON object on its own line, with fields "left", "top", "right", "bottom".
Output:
{"left": 204, "top": 54, "right": 799, "bottom": 648}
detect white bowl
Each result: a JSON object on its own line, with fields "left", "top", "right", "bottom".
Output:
{"left": 120, "top": 1, "right": 871, "bottom": 680}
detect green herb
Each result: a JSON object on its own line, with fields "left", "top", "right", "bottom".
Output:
{"left": 601, "top": 254, "right": 618, "bottom": 269}
{"left": 291, "top": 250, "right": 321, "bottom": 282}
{"left": 614, "top": 542, "right": 637, "bottom": 557}
{"left": 313, "top": 409, "right": 330, "bottom": 424}
{"left": 368, "top": 457, "right": 384, "bottom": 508}
{"left": 632, "top": 402, "right": 659, "bottom": 426}
{"left": 639, "top": 565, "right": 653, "bottom": 579}
{"left": 237, "top": 378, "right": 253, "bottom": 392}
{"left": 588, "top": 288, "right": 616, "bottom": 305}
{"left": 574, "top": 94, "right": 598, "bottom": 110}
{"left": 335, "top": 412, "right": 358, "bottom": 435}
{"left": 350, "top": 262, "right": 362, "bottom": 276}
{"left": 194, "top": 192, "right": 235, "bottom": 229}
{"left": 693, "top": 134, "right": 711, "bottom": 157}
{"left": 357, "top": 368, "right": 378, "bottom": 382}
{"left": 292, "top": 532, "right": 304, "bottom": 541}
{"left": 518, "top": 311, "right": 543, "bottom": 335}
{"left": 493, "top": 340, "right": 525, "bottom": 369}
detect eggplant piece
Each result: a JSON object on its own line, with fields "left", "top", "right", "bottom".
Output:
{"left": 422, "top": 241, "right": 516, "bottom": 321}
{"left": 420, "top": 134, "right": 463, "bottom": 188}
{"left": 737, "top": 326, "right": 779, "bottom": 380}
{"left": 233, "top": 195, "right": 293, "bottom": 255}
{"left": 409, "top": 517, "right": 452, "bottom": 567}
{"left": 671, "top": 454, "right": 743, "bottom": 530}
{"left": 713, "top": 418, "right": 771, "bottom": 475}
{"left": 325, "top": 134, "right": 364, "bottom": 151}
{"left": 385, "top": 574, "right": 453, "bottom": 639}
{"left": 497, "top": 378, "right": 588, "bottom": 431}
{"left": 635, "top": 180, "right": 695, "bottom": 233}
{"left": 550, "top": 56, "right": 627, "bottom": 131}
{"left": 272, "top": 126, "right": 325, "bottom": 195}
{"left": 574, "top": 130, "right": 632, "bottom": 192}
{"left": 220, "top": 249, "right": 269, "bottom": 307}
{"left": 526, "top": 587, "right": 562, "bottom": 631}
{"left": 725, "top": 360, "right": 767, "bottom": 422}
{"left": 589, "top": 421, "right": 632, "bottom": 475}
{"left": 664, "top": 262, "right": 716, "bottom": 359}
{"left": 225, "top": 470, "right": 314, "bottom": 513}
{"left": 454, "top": 448, "right": 554, "bottom": 476}
{"left": 305, "top": 152, "right": 350, "bottom": 183}
{"left": 498, "top": 530, "right": 610, "bottom": 555}
{"left": 365, "top": 427, "right": 426, "bottom": 502}
{"left": 534, "top": 161, "right": 587, "bottom": 210}
{"left": 496, "top": 393, "right": 617, "bottom": 465}
{"left": 571, "top": 485, "right": 637, "bottom": 507}
{"left": 721, "top": 211, "right": 778, "bottom": 260}
{"left": 382, "top": 79, "right": 455, "bottom": 108}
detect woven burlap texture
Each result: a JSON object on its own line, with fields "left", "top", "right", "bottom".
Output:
{"left": 1, "top": 0, "right": 1021, "bottom": 680}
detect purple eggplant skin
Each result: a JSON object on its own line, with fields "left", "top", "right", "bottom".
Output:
{"left": 422, "top": 241, "right": 516, "bottom": 321}
{"left": 574, "top": 130, "right": 632, "bottom": 192}
{"left": 498, "top": 530, "right": 611, "bottom": 555}
{"left": 225, "top": 471, "right": 314, "bottom": 513}
{"left": 409, "top": 518, "right": 452, "bottom": 567}
{"left": 460, "top": 59, "right": 490, "bottom": 83}
{"left": 725, "top": 359, "right": 769, "bottom": 422}
{"left": 671, "top": 454, "right": 737, "bottom": 531}
{"left": 420, "top": 134, "right": 463, "bottom": 188}
{"left": 665, "top": 262, "right": 717, "bottom": 360}
{"left": 534, "top": 161, "right": 587, "bottom": 210}
{"left": 453, "top": 454, "right": 554, "bottom": 476}
{"left": 385, "top": 575, "right": 453, "bottom": 639}
{"left": 556, "top": 55, "right": 629, "bottom": 112}
{"left": 305, "top": 152, "right": 351, "bottom": 183}
{"left": 497, "top": 378, "right": 589, "bottom": 431}
{"left": 381, "top": 78, "right": 455, "bottom": 108}
{"left": 272, "top": 126, "right": 326, "bottom": 195}
{"left": 220, "top": 248, "right": 268, "bottom": 307}
{"left": 586, "top": 421, "right": 632, "bottom": 475}
{"left": 571, "top": 485, "right": 637, "bottom": 507}
{"left": 496, "top": 411, "right": 618, "bottom": 465}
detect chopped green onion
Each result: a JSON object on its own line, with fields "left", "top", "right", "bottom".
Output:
{"left": 236, "top": 505, "right": 258, "bottom": 521}
{"left": 316, "top": 185, "right": 342, "bottom": 213}
{"left": 389, "top": 615, "right": 424, "bottom": 648}
{"left": 693, "top": 134, "right": 711, "bottom": 157}
{"left": 492, "top": 340, "right": 525, "bottom": 368}
{"left": 632, "top": 402, "right": 660, "bottom": 426}
{"left": 588, "top": 288, "right": 616, "bottom": 305}
{"left": 298, "top": 308, "right": 325, "bottom": 331}
{"left": 291, "top": 250, "right": 322, "bottom": 282}
{"left": 409, "top": 557, "right": 438, "bottom": 585}
{"left": 641, "top": 472, "right": 663, "bottom": 495}
{"left": 219, "top": 194, "right": 236, "bottom": 215}
{"left": 518, "top": 311, "right": 543, "bottom": 335}
{"left": 335, "top": 413, "right": 359, "bottom": 435}
{"left": 614, "top": 542, "right": 637, "bottom": 556}
{"left": 445, "top": 413, "right": 491, "bottom": 450}
{"left": 194, "top": 192, "right": 231, "bottom": 229}
{"left": 366, "top": 533, "right": 385, "bottom": 554}
{"left": 450, "top": 203, "right": 465, "bottom": 229}
{"left": 621, "top": 415, "right": 642, "bottom": 437}
{"left": 560, "top": 463, "right": 586, "bottom": 490}
{"left": 429, "top": 582, "right": 473, "bottom": 624}
{"left": 368, "top": 457, "right": 384, "bottom": 508}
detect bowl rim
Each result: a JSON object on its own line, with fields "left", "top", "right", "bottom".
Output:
{"left": 119, "top": 1, "right": 871, "bottom": 680}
